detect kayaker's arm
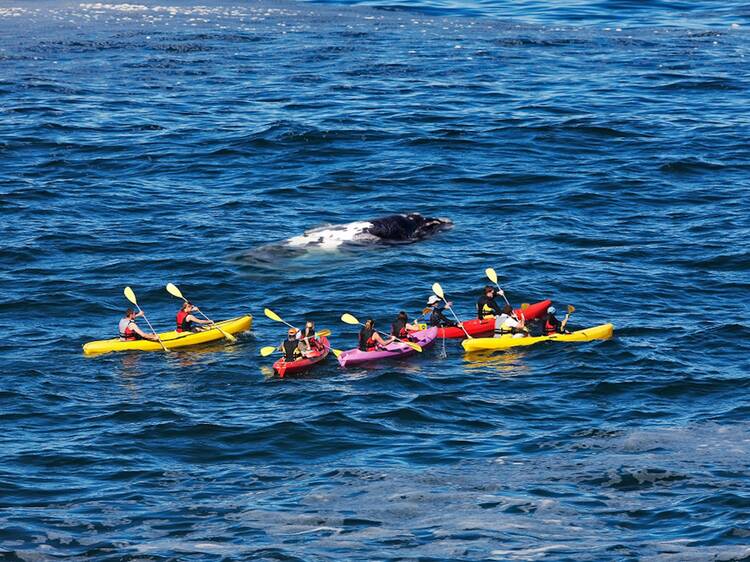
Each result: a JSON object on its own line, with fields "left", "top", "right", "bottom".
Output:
{"left": 132, "top": 323, "right": 158, "bottom": 341}
{"left": 186, "top": 313, "right": 212, "bottom": 326}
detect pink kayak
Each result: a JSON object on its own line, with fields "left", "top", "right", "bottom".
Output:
{"left": 337, "top": 327, "right": 438, "bottom": 368}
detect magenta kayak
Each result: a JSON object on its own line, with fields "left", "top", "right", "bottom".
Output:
{"left": 337, "top": 327, "right": 438, "bottom": 368}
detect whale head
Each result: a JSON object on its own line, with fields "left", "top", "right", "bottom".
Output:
{"left": 404, "top": 213, "right": 454, "bottom": 239}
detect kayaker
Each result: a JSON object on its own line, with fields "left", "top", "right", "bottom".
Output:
{"left": 118, "top": 309, "right": 159, "bottom": 342}
{"left": 299, "top": 320, "right": 323, "bottom": 355}
{"left": 425, "top": 295, "right": 458, "bottom": 328}
{"left": 391, "top": 311, "right": 420, "bottom": 339}
{"left": 493, "top": 304, "right": 527, "bottom": 338}
{"left": 359, "top": 318, "right": 395, "bottom": 352}
{"left": 176, "top": 301, "right": 212, "bottom": 333}
{"left": 477, "top": 285, "right": 504, "bottom": 319}
{"left": 543, "top": 306, "right": 570, "bottom": 335}
{"left": 280, "top": 327, "right": 303, "bottom": 361}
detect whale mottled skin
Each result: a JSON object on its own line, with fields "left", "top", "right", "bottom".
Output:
{"left": 238, "top": 214, "right": 453, "bottom": 267}
{"left": 285, "top": 213, "right": 453, "bottom": 249}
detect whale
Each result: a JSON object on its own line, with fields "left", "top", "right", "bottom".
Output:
{"left": 285, "top": 213, "right": 453, "bottom": 250}
{"left": 239, "top": 213, "right": 453, "bottom": 267}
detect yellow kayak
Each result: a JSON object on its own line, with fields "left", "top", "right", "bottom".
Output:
{"left": 462, "top": 323, "right": 614, "bottom": 352}
{"left": 83, "top": 314, "right": 253, "bottom": 355}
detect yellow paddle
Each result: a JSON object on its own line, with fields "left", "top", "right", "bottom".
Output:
{"left": 264, "top": 308, "right": 342, "bottom": 357}
{"left": 431, "top": 282, "right": 472, "bottom": 339}
{"left": 165, "top": 283, "right": 237, "bottom": 343}
{"left": 561, "top": 305, "right": 575, "bottom": 332}
{"left": 485, "top": 267, "right": 512, "bottom": 307}
{"left": 123, "top": 286, "right": 168, "bottom": 352}
{"left": 340, "top": 313, "right": 422, "bottom": 352}
{"left": 259, "top": 329, "right": 333, "bottom": 357}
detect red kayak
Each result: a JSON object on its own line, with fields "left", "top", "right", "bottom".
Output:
{"left": 273, "top": 336, "right": 330, "bottom": 378}
{"left": 433, "top": 299, "right": 553, "bottom": 338}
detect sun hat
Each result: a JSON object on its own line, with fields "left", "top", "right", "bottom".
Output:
{"left": 427, "top": 295, "right": 440, "bottom": 305}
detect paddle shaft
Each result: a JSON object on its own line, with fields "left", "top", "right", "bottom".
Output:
{"left": 357, "top": 322, "right": 418, "bottom": 349}
{"left": 439, "top": 299, "right": 472, "bottom": 339}
{"left": 133, "top": 304, "right": 168, "bottom": 352}
{"left": 176, "top": 296, "right": 236, "bottom": 342}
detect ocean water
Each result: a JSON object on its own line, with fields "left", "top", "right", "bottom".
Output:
{"left": 1, "top": 0, "right": 750, "bottom": 559}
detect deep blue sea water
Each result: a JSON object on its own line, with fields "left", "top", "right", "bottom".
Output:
{"left": 1, "top": 0, "right": 750, "bottom": 559}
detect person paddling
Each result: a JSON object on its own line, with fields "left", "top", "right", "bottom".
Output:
{"left": 299, "top": 320, "right": 323, "bottom": 355}
{"left": 477, "top": 285, "right": 504, "bottom": 319}
{"left": 280, "top": 327, "right": 303, "bottom": 361}
{"left": 543, "top": 306, "right": 571, "bottom": 335}
{"left": 391, "top": 311, "right": 420, "bottom": 339}
{"left": 176, "top": 301, "right": 212, "bottom": 333}
{"left": 424, "top": 295, "right": 459, "bottom": 328}
{"left": 359, "top": 318, "right": 395, "bottom": 352}
{"left": 493, "top": 304, "right": 527, "bottom": 338}
{"left": 118, "top": 308, "right": 159, "bottom": 342}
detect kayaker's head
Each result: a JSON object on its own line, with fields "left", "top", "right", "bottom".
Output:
{"left": 125, "top": 308, "right": 136, "bottom": 319}
{"left": 364, "top": 318, "right": 374, "bottom": 329}
{"left": 181, "top": 301, "right": 194, "bottom": 312}
{"left": 288, "top": 327, "right": 298, "bottom": 339}
{"left": 305, "top": 320, "right": 314, "bottom": 330}
{"left": 427, "top": 295, "right": 440, "bottom": 307}
{"left": 484, "top": 285, "right": 494, "bottom": 298}
{"left": 547, "top": 306, "right": 556, "bottom": 316}
{"left": 502, "top": 304, "right": 513, "bottom": 315}
{"left": 398, "top": 311, "right": 408, "bottom": 322}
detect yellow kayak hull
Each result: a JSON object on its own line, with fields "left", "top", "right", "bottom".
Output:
{"left": 462, "top": 323, "right": 614, "bottom": 352}
{"left": 83, "top": 314, "right": 253, "bottom": 355}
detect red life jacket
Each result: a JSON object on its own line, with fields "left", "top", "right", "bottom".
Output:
{"left": 359, "top": 327, "right": 377, "bottom": 351}
{"left": 120, "top": 320, "right": 137, "bottom": 341}
{"left": 544, "top": 317, "right": 558, "bottom": 335}
{"left": 176, "top": 310, "right": 193, "bottom": 332}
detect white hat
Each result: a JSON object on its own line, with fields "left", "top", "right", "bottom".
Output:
{"left": 427, "top": 295, "right": 440, "bottom": 305}
{"left": 547, "top": 306, "right": 556, "bottom": 314}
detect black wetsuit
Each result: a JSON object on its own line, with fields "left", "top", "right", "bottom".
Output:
{"left": 427, "top": 305, "right": 456, "bottom": 327}
{"left": 282, "top": 338, "right": 300, "bottom": 361}
{"left": 359, "top": 327, "right": 376, "bottom": 351}
{"left": 477, "top": 294, "right": 503, "bottom": 319}
{"left": 391, "top": 319, "right": 408, "bottom": 338}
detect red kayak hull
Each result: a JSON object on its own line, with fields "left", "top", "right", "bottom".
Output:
{"left": 434, "top": 299, "right": 553, "bottom": 338}
{"left": 273, "top": 337, "right": 330, "bottom": 377}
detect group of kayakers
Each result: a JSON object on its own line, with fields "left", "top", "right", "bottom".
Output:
{"left": 112, "top": 279, "right": 571, "bottom": 366}
{"left": 280, "top": 285, "right": 571, "bottom": 359}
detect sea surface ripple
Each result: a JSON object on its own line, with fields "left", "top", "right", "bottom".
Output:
{"left": 1, "top": 0, "right": 749, "bottom": 560}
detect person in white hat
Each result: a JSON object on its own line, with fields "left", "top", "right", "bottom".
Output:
{"left": 424, "top": 294, "right": 459, "bottom": 328}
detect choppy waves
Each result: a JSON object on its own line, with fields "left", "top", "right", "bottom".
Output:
{"left": 1, "top": 0, "right": 749, "bottom": 559}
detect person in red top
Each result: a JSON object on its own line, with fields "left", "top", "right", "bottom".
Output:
{"left": 358, "top": 319, "right": 395, "bottom": 352}
{"left": 391, "top": 311, "right": 419, "bottom": 339}
{"left": 118, "top": 309, "right": 159, "bottom": 341}
{"left": 176, "top": 302, "right": 212, "bottom": 333}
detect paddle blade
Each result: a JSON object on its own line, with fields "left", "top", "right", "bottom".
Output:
{"left": 331, "top": 348, "right": 343, "bottom": 358}
{"left": 406, "top": 341, "right": 423, "bottom": 352}
{"left": 259, "top": 346, "right": 277, "bottom": 357}
{"left": 485, "top": 267, "right": 498, "bottom": 284}
{"left": 431, "top": 282, "right": 445, "bottom": 299}
{"left": 166, "top": 283, "right": 184, "bottom": 300}
{"left": 341, "top": 313, "right": 359, "bottom": 325}
{"left": 123, "top": 286, "right": 137, "bottom": 306}
{"left": 567, "top": 305, "right": 576, "bottom": 314}
{"left": 315, "top": 329, "right": 331, "bottom": 338}
{"left": 264, "top": 308, "right": 283, "bottom": 323}
{"left": 521, "top": 303, "right": 530, "bottom": 310}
